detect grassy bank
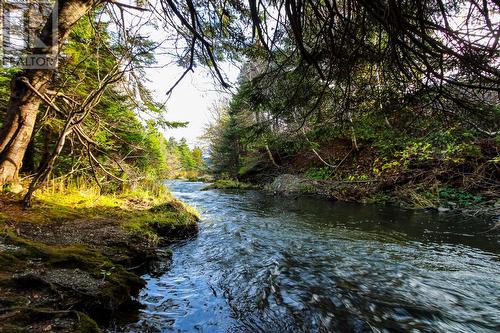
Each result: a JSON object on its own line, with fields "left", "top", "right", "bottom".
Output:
{"left": 0, "top": 182, "right": 199, "bottom": 332}
{"left": 202, "top": 179, "right": 259, "bottom": 190}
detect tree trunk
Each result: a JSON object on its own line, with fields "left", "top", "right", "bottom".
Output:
{"left": 0, "top": 0, "right": 100, "bottom": 185}
{"left": 21, "top": 137, "right": 36, "bottom": 174}
{"left": 38, "top": 127, "right": 52, "bottom": 172}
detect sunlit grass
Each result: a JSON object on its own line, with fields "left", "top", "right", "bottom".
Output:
{"left": 1, "top": 179, "right": 199, "bottom": 243}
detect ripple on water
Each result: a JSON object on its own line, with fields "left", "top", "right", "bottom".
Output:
{"left": 119, "top": 181, "right": 500, "bottom": 333}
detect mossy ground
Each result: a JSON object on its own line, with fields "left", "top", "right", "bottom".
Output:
{"left": 202, "top": 179, "right": 259, "bottom": 191}
{"left": 1, "top": 185, "right": 199, "bottom": 242}
{"left": 0, "top": 232, "right": 140, "bottom": 332}
{"left": 0, "top": 184, "right": 199, "bottom": 332}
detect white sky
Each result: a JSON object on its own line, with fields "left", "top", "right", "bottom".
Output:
{"left": 117, "top": 0, "right": 241, "bottom": 148}
{"left": 143, "top": 62, "right": 239, "bottom": 148}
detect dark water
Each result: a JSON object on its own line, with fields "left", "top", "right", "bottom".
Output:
{"left": 124, "top": 181, "right": 500, "bottom": 333}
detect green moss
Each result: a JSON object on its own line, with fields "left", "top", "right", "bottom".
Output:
{"left": 74, "top": 312, "right": 101, "bottom": 333}
{"left": 1, "top": 183, "right": 199, "bottom": 248}
{"left": 298, "top": 183, "right": 316, "bottom": 193}
{"left": 5, "top": 232, "right": 143, "bottom": 306}
{"left": 124, "top": 200, "right": 199, "bottom": 243}
{"left": 0, "top": 309, "right": 100, "bottom": 333}
{"left": 304, "top": 167, "right": 333, "bottom": 180}
{"left": 0, "top": 252, "right": 19, "bottom": 268}
{"left": 0, "top": 232, "right": 148, "bottom": 332}
{"left": 439, "top": 187, "right": 483, "bottom": 208}
{"left": 149, "top": 199, "right": 186, "bottom": 213}
{"left": 0, "top": 182, "right": 200, "bottom": 331}
{"left": 202, "top": 179, "right": 257, "bottom": 190}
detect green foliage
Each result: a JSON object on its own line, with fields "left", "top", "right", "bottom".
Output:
{"left": 269, "top": 136, "right": 308, "bottom": 155}
{"left": 0, "top": 68, "right": 20, "bottom": 116}
{"left": 439, "top": 188, "right": 483, "bottom": 207}
{"left": 395, "top": 142, "right": 433, "bottom": 168}
{"left": 345, "top": 174, "right": 369, "bottom": 181}
{"left": 203, "top": 105, "right": 243, "bottom": 177}
{"left": 489, "top": 155, "right": 500, "bottom": 164}
{"left": 163, "top": 138, "right": 206, "bottom": 179}
{"left": 0, "top": 11, "right": 204, "bottom": 189}
{"left": 380, "top": 160, "right": 401, "bottom": 172}
{"left": 202, "top": 179, "right": 257, "bottom": 190}
{"left": 203, "top": 49, "right": 496, "bottom": 213}
{"left": 305, "top": 167, "right": 333, "bottom": 180}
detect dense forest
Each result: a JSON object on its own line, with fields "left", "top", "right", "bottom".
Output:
{"left": 203, "top": 59, "right": 499, "bottom": 211}
{"left": 200, "top": 0, "right": 499, "bottom": 213}
{"left": 0, "top": 5, "right": 204, "bottom": 202}
{"left": 0, "top": 0, "right": 498, "bottom": 209}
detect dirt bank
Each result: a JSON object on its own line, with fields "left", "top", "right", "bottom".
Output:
{"left": 0, "top": 191, "right": 198, "bottom": 332}
{"left": 216, "top": 138, "right": 499, "bottom": 220}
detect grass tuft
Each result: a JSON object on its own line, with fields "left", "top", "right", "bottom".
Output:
{"left": 202, "top": 179, "right": 258, "bottom": 190}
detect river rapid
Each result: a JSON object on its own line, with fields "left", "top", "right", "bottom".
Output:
{"left": 123, "top": 180, "right": 499, "bottom": 333}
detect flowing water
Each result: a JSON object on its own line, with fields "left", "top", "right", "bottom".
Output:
{"left": 123, "top": 181, "right": 499, "bottom": 333}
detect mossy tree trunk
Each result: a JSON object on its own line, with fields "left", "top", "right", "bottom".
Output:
{"left": 0, "top": 0, "right": 102, "bottom": 185}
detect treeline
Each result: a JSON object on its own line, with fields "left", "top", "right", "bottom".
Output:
{"left": 156, "top": 136, "right": 205, "bottom": 180}
{"left": 203, "top": 0, "right": 499, "bottom": 209}
{"left": 204, "top": 65, "right": 498, "bottom": 208}
{"left": 0, "top": 8, "right": 202, "bottom": 199}
{"left": 206, "top": 60, "right": 499, "bottom": 180}
{"left": 0, "top": 0, "right": 498, "bottom": 208}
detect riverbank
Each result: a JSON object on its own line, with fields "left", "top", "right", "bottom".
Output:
{"left": 207, "top": 174, "right": 499, "bottom": 221}
{"left": 207, "top": 137, "right": 499, "bottom": 220}
{"left": 267, "top": 174, "right": 499, "bottom": 218}
{"left": 209, "top": 174, "right": 499, "bottom": 221}
{"left": 0, "top": 185, "right": 198, "bottom": 332}
{"left": 201, "top": 179, "right": 260, "bottom": 190}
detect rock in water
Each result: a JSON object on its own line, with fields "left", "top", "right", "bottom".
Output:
{"left": 270, "top": 174, "right": 304, "bottom": 194}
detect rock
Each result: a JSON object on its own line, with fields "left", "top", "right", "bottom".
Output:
{"left": 437, "top": 207, "right": 450, "bottom": 212}
{"left": 269, "top": 174, "right": 305, "bottom": 194}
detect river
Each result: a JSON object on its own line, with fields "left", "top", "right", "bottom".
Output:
{"left": 123, "top": 180, "right": 499, "bottom": 333}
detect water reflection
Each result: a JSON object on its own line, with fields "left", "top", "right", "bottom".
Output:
{"left": 122, "top": 181, "right": 499, "bottom": 333}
